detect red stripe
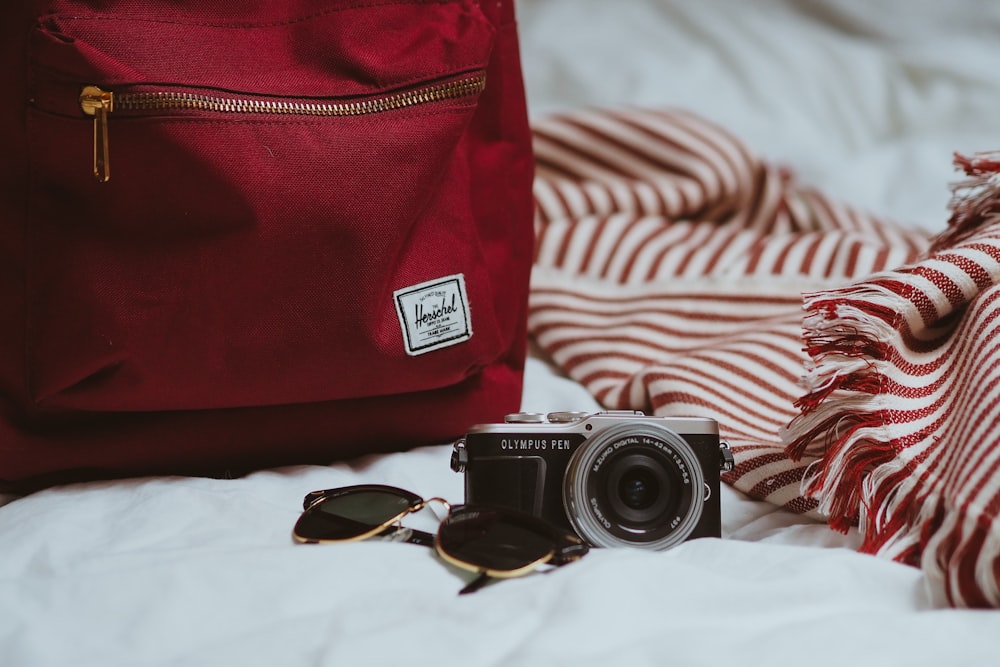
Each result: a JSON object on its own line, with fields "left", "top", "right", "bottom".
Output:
{"left": 527, "top": 112, "right": 1000, "bottom": 607}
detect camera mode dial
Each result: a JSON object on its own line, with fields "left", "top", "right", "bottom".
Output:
{"left": 504, "top": 412, "right": 546, "bottom": 423}
{"left": 546, "top": 411, "right": 589, "bottom": 423}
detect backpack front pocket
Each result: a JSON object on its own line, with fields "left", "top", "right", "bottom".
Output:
{"left": 25, "top": 1, "right": 507, "bottom": 412}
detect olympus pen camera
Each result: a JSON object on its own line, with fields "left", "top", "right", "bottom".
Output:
{"left": 451, "top": 411, "right": 734, "bottom": 550}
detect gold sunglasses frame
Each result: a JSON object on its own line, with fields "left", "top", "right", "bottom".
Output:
{"left": 294, "top": 485, "right": 449, "bottom": 547}
{"left": 293, "top": 484, "right": 588, "bottom": 594}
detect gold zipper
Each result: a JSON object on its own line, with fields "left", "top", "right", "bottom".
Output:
{"left": 78, "top": 72, "right": 487, "bottom": 183}
{"left": 79, "top": 85, "right": 114, "bottom": 183}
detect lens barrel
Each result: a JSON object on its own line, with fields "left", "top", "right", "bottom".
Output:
{"left": 562, "top": 422, "right": 705, "bottom": 550}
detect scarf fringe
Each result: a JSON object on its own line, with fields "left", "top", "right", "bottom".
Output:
{"left": 783, "top": 150, "right": 1000, "bottom": 606}
{"left": 934, "top": 150, "right": 1000, "bottom": 250}
{"left": 782, "top": 286, "right": 903, "bottom": 532}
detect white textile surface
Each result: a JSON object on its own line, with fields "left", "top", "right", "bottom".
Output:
{"left": 5, "top": 1, "right": 1000, "bottom": 665}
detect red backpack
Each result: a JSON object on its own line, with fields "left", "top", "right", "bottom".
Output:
{"left": 0, "top": 0, "right": 534, "bottom": 488}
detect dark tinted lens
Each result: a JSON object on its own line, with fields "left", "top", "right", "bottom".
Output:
{"left": 294, "top": 487, "right": 419, "bottom": 542}
{"left": 619, "top": 468, "right": 659, "bottom": 510}
{"left": 603, "top": 453, "right": 680, "bottom": 528}
{"left": 437, "top": 506, "right": 556, "bottom": 572}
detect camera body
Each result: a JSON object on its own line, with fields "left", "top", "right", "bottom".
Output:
{"left": 451, "top": 411, "right": 733, "bottom": 550}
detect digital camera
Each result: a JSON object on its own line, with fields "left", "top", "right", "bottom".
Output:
{"left": 451, "top": 411, "right": 734, "bottom": 550}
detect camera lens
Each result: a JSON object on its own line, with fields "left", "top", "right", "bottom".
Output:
{"left": 619, "top": 467, "right": 658, "bottom": 510}
{"left": 562, "top": 421, "right": 705, "bottom": 550}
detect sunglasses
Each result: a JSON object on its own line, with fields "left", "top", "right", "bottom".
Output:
{"left": 292, "top": 484, "right": 589, "bottom": 594}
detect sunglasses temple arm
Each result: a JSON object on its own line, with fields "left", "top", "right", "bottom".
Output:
{"left": 458, "top": 572, "right": 492, "bottom": 595}
{"left": 453, "top": 546, "right": 588, "bottom": 597}
{"left": 380, "top": 525, "right": 436, "bottom": 548}
{"left": 405, "top": 528, "right": 436, "bottom": 547}
{"left": 551, "top": 541, "right": 590, "bottom": 565}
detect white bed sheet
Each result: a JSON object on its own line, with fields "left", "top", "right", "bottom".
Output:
{"left": 5, "top": 1, "right": 1000, "bottom": 665}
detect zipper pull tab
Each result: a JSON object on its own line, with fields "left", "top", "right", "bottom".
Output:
{"left": 79, "top": 85, "right": 114, "bottom": 183}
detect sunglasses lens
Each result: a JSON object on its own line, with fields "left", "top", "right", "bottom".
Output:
{"left": 294, "top": 486, "right": 420, "bottom": 542}
{"left": 437, "top": 506, "right": 558, "bottom": 573}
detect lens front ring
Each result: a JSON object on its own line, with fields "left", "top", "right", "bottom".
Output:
{"left": 562, "top": 422, "right": 705, "bottom": 551}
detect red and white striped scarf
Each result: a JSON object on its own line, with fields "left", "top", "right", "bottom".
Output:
{"left": 528, "top": 107, "right": 1000, "bottom": 607}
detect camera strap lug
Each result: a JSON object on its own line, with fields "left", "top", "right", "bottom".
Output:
{"left": 450, "top": 438, "right": 468, "bottom": 473}
{"left": 719, "top": 440, "right": 735, "bottom": 472}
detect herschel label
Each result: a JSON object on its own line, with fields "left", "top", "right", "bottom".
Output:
{"left": 394, "top": 274, "right": 472, "bottom": 355}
